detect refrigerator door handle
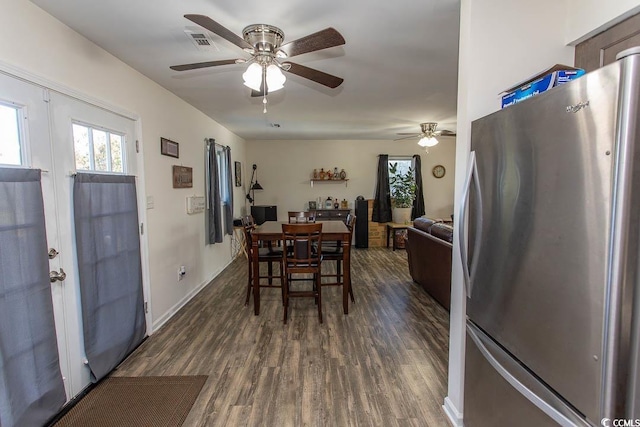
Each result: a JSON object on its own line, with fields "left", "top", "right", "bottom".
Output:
{"left": 457, "top": 150, "right": 483, "bottom": 297}
{"left": 467, "top": 322, "right": 591, "bottom": 427}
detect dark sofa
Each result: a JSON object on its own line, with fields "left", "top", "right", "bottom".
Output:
{"left": 405, "top": 217, "right": 453, "bottom": 310}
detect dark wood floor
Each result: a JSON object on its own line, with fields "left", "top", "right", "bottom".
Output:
{"left": 114, "top": 247, "right": 450, "bottom": 426}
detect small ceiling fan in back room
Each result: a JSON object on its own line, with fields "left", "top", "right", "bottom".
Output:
{"left": 395, "top": 122, "right": 456, "bottom": 148}
{"left": 170, "top": 14, "right": 346, "bottom": 112}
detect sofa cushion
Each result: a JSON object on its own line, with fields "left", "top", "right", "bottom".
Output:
{"left": 413, "top": 217, "right": 435, "bottom": 233}
{"left": 430, "top": 223, "right": 454, "bottom": 243}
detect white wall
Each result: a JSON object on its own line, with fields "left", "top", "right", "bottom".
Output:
{"left": 246, "top": 139, "right": 456, "bottom": 220}
{"left": 0, "top": 0, "right": 246, "bottom": 329}
{"left": 566, "top": 0, "right": 640, "bottom": 44}
{"left": 448, "top": 1, "right": 640, "bottom": 425}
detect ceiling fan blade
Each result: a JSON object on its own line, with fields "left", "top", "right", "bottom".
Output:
{"left": 279, "top": 28, "right": 345, "bottom": 58}
{"left": 284, "top": 62, "right": 344, "bottom": 88}
{"left": 170, "top": 59, "right": 239, "bottom": 71}
{"left": 184, "top": 14, "right": 253, "bottom": 51}
{"left": 396, "top": 132, "right": 421, "bottom": 136}
{"left": 394, "top": 135, "right": 421, "bottom": 141}
{"left": 434, "top": 130, "right": 457, "bottom": 137}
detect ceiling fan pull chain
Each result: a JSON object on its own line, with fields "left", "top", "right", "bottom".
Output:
{"left": 262, "top": 66, "right": 268, "bottom": 113}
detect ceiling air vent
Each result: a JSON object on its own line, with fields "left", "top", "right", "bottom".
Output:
{"left": 183, "top": 27, "right": 219, "bottom": 52}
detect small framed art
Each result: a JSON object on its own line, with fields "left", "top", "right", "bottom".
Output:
{"left": 161, "top": 137, "right": 179, "bottom": 158}
{"left": 234, "top": 161, "right": 242, "bottom": 187}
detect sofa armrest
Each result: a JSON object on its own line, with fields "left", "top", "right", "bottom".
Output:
{"left": 405, "top": 227, "right": 453, "bottom": 310}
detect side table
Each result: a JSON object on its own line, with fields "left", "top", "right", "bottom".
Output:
{"left": 386, "top": 223, "right": 409, "bottom": 251}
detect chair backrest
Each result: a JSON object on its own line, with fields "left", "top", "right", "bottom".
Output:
{"left": 241, "top": 215, "right": 255, "bottom": 228}
{"left": 347, "top": 214, "right": 356, "bottom": 234}
{"left": 282, "top": 223, "right": 323, "bottom": 266}
{"left": 241, "top": 215, "right": 256, "bottom": 251}
{"left": 288, "top": 211, "right": 316, "bottom": 223}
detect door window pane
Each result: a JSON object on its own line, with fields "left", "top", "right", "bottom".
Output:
{"left": 0, "top": 104, "right": 22, "bottom": 166}
{"left": 73, "top": 122, "right": 125, "bottom": 173}
{"left": 92, "top": 129, "right": 108, "bottom": 171}
{"left": 110, "top": 134, "right": 123, "bottom": 173}
{"left": 73, "top": 124, "right": 91, "bottom": 170}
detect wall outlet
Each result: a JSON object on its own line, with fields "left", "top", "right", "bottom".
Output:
{"left": 178, "top": 265, "right": 186, "bottom": 280}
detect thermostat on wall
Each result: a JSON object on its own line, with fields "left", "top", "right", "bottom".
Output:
{"left": 186, "top": 195, "right": 205, "bottom": 214}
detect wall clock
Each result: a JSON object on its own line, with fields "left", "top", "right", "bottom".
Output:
{"left": 432, "top": 165, "right": 446, "bottom": 178}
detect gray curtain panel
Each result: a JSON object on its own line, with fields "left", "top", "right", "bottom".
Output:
{"left": 412, "top": 154, "right": 425, "bottom": 219}
{"left": 223, "top": 146, "right": 233, "bottom": 236}
{"left": 0, "top": 168, "right": 66, "bottom": 427}
{"left": 372, "top": 154, "right": 392, "bottom": 223}
{"left": 73, "top": 173, "right": 146, "bottom": 382}
{"left": 207, "top": 139, "right": 223, "bottom": 244}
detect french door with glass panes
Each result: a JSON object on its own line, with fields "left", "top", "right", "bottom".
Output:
{"left": 0, "top": 72, "right": 139, "bottom": 401}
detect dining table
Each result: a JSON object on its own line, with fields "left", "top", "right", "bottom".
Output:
{"left": 250, "top": 220, "right": 352, "bottom": 316}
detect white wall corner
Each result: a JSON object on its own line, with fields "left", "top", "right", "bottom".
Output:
{"left": 443, "top": 396, "right": 464, "bottom": 427}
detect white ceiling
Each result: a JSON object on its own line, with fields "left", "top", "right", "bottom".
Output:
{"left": 30, "top": 0, "right": 460, "bottom": 141}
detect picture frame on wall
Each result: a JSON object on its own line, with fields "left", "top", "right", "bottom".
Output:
{"left": 160, "top": 137, "right": 179, "bottom": 158}
{"left": 172, "top": 165, "right": 193, "bottom": 188}
{"left": 234, "top": 161, "right": 242, "bottom": 187}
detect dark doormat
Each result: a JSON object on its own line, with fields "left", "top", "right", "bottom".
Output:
{"left": 53, "top": 376, "right": 207, "bottom": 427}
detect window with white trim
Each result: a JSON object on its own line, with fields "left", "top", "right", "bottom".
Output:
{"left": 72, "top": 123, "right": 125, "bottom": 173}
{"left": 388, "top": 157, "right": 412, "bottom": 178}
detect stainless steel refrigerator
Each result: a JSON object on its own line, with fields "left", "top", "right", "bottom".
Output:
{"left": 460, "top": 47, "right": 640, "bottom": 426}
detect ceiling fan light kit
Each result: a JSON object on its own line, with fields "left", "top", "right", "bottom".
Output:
{"left": 170, "top": 15, "right": 346, "bottom": 113}
{"left": 418, "top": 136, "right": 439, "bottom": 147}
{"left": 395, "top": 122, "right": 456, "bottom": 149}
{"left": 265, "top": 64, "right": 286, "bottom": 91}
{"left": 242, "top": 63, "right": 263, "bottom": 91}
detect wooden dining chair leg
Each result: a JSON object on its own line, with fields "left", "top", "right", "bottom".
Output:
{"left": 280, "top": 260, "right": 285, "bottom": 305}
{"left": 313, "top": 274, "right": 319, "bottom": 305}
{"left": 268, "top": 262, "right": 274, "bottom": 284}
{"left": 349, "top": 278, "right": 355, "bottom": 303}
{"left": 245, "top": 258, "right": 252, "bottom": 306}
{"left": 283, "top": 274, "right": 289, "bottom": 324}
{"left": 316, "top": 273, "right": 323, "bottom": 323}
{"left": 336, "top": 260, "right": 342, "bottom": 282}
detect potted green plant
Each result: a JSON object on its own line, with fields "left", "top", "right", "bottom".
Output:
{"left": 389, "top": 162, "right": 416, "bottom": 224}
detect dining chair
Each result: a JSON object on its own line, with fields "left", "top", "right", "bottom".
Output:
{"left": 288, "top": 211, "right": 316, "bottom": 223}
{"left": 281, "top": 222, "right": 323, "bottom": 324}
{"left": 241, "top": 215, "right": 284, "bottom": 306}
{"left": 320, "top": 214, "right": 356, "bottom": 303}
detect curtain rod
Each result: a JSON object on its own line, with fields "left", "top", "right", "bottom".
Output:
{"left": 204, "top": 138, "right": 229, "bottom": 149}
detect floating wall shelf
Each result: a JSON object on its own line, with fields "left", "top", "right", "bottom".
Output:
{"left": 310, "top": 179, "right": 349, "bottom": 188}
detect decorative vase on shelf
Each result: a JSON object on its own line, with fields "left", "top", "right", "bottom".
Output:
{"left": 313, "top": 169, "right": 318, "bottom": 179}
{"left": 333, "top": 167, "right": 339, "bottom": 179}
{"left": 319, "top": 168, "right": 325, "bottom": 180}
{"left": 333, "top": 197, "right": 339, "bottom": 209}
{"left": 325, "top": 197, "right": 333, "bottom": 209}
{"left": 327, "top": 170, "right": 333, "bottom": 180}
{"left": 339, "top": 169, "right": 347, "bottom": 180}
{"left": 341, "top": 199, "right": 348, "bottom": 209}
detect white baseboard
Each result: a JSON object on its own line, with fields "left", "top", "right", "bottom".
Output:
{"left": 443, "top": 396, "right": 464, "bottom": 427}
{"left": 151, "top": 262, "right": 229, "bottom": 333}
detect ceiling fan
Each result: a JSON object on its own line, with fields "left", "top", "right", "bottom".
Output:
{"left": 395, "top": 122, "right": 456, "bottom": 147}
{"left": 170, "top": 14, "right": 345, "bottom": 105}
